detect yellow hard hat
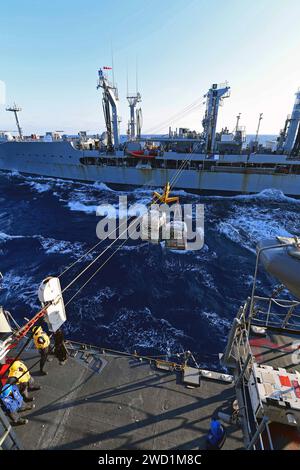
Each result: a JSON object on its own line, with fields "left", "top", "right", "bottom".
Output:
{"left": 32, "top": 326, "right": 42, "bottom": 336}
{"left": 10, "top": 360, "right": 26, "bottom": 373}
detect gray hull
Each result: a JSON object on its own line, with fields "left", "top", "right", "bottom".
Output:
{"left": 1, "top": 140, "right": 300, "bottom": 196}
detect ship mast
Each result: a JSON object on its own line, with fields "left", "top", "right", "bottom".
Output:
{"left": 255, "top": 112, "right": 263, "bottom": 147}
{"left": 127, "top": 92, "right": 142, "bottom": 140}
{"left": 235, "top": 113, "right": 241, "bottom": 133}
{"left": 202, "top": 83, "right": 230, "bottom": 153}
{"left": 283, "top": 88, "right": 300, "bottom": 154}
{"left": 6, "top": 103, "right": 23, "bottom": 139}
{"left": 97, "top": 68, "right": 120, "bottom": 150}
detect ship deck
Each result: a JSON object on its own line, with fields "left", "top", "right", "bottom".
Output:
{"left": 10, "top": 345, "right": 244, "bottom": 450}
{"left": 250, "top": 329, "right": 300, "bottom": 372}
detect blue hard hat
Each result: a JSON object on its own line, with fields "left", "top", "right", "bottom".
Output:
{"left": 0, "top": 384, "right": 13, "bottom": 399}
{"left": 210, "top": 419, "right": 222, "bottom": 436}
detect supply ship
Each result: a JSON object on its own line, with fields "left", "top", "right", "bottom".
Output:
{"left": 1, "top": 234, "right": 300, "bottom": 450}
{"left": 1, "top": 70, "right": 300, "bottom": 196}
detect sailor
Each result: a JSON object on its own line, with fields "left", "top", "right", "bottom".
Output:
{"left": 206, "top": 418, "right": 226, "bottom": 450}
{"left": 54, "top": 329, "right": 68, "bottom": 365}
{"left": 0, "top": 383, "right": 35, "bottom": 425}
{"left": 32, "top": 326, "right": 50, "bottom": 375}
{"left": 7, "top": 360, "right": 41, "bottom": 401}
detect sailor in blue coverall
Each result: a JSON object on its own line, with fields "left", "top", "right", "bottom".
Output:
{"left": 206, "top": 418, "right": 226, "bottom": 450}
{"left": 0, "top": 384, "right": 34, "bottom": 425}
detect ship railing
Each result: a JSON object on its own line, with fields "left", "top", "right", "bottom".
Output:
{"left": 222, "top": 301, "right": 274, "bottom": 449}
{"left": 228, "top": 320, "right": 274, "bottom": 450}
{"left": 247, "top": 294, "right": 300, "bottom": 332}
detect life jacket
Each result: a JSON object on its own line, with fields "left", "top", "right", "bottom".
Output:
{"left": 8, "top": 361, "right": 30, "bottom": 384}
{"left": 1, "top": 385, "right": 23, "bottom": 413}
{"left": 33, "top": 329, "right": 50, "bottom": 350}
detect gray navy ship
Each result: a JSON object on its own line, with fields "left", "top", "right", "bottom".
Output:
{"left": 1, "top": 70, "right": 300, "bottom": 196}
{"left": 1, "top": 235, "right": 300, "bottom": 450}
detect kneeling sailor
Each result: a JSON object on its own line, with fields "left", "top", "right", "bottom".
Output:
{"left": 7, "top": 360, "right": 41, "bottom": 401}
{"left": 0, "top": 384, "right": 35, "bottom": 425}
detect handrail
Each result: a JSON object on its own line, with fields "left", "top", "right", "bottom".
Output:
{"left": 247, "top": 294, "right": 300, "bottom": 331}
{"left": 227, "top": 318, "right": 274, "bottom": 450}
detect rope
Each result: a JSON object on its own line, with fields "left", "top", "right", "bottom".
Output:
{"left": 144, "top": 98, "right": 204, "bottom": 135}
{"left": 66, "top": 341, "right": 194, "bottom": 370}
{"left": 64, "top": 237, "right": 129, "bottom": 306}
{"left": 61, "top": 190, "right": 163, "bottom": 295}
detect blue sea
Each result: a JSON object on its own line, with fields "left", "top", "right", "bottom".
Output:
{"left": 0, "top": 170, "right": 299, "bottom": 369}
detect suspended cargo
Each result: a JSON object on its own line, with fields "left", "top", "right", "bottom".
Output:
{"left": 141, "top": 209, "right": 166, "bottom": 244}
{"left": 164, "top": 220, "right": 188, "bottom": 251}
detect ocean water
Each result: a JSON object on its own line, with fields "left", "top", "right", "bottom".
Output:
{"left": 0, "top": 170, "right": 299, "bottom": 369}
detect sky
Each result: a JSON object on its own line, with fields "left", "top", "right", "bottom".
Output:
{"left": 0, "top": 0, "right": 300, "bottom": 136}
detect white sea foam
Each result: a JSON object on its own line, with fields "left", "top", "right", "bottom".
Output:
{"left": 207, "top": 188, "right": 300, "bottom": 204}
{"left": 120, "top": 242, "right": 149, "bottom": 252}
{"left": 73, "top": 287, "right": 116, "bottom": 322}
{"left": 26, "top": 181, "right": 51, "bottom": 193}
{"left": 0, "top": 232, "right": 90, "bottom": 261}
{"left": 36, "top": 236, "right": 86, "bottom": 258}
{"left": 104, "top": 307, "right": 187, "bottom": 354}
{"left": 201, "top": 310, "right": 231, "bottom": 337}
{"left": 67, "top": 201, "right": 99, "bottom": 213}
{"left": 92, "top": 181, "right": 114, "bottom": 192}
{"left": 217, "top": 204, "right": 296, "bottom": 252}
{"left": 0, "top": 232, "right": 25, "bottom": 242}
{"left": 1, "top": 270, "right": 39, "bottom": 310}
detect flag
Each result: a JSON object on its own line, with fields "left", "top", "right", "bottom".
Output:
{"left": 103, "top": 66, "right": 112, "bottom": 70}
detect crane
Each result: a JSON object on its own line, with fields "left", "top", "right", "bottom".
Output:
{"left": 97, "top": 68, "right": 120, "bottom": 151}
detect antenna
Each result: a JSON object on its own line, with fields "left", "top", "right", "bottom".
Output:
{"left": 127, "top": 62, "right": 142, "bottom": 140}
{"left": 6, "top": 103, "right": 23, "bottom": 139}
{"left": 235, "top": 113, "right": 241, "bottom": 133}
{"left": 111, "top": 44, "right": 115, "bottom": 87}
{"left": 136, "top": 56, "right": 138, "bottom": 95}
